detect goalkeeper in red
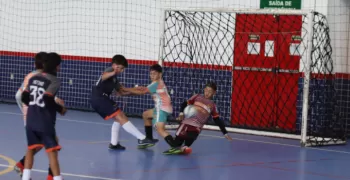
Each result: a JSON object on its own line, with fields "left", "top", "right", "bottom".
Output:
{"left": 164, "top": 82, "right": 232, "bottom": 155}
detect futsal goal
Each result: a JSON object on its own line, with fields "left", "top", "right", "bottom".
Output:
{"left": 160, "top": 8, "right": 347, "bottom": 147}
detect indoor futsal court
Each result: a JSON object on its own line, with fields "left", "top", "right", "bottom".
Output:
{"left": 0, "top": 103, "right": 350, "bottom": 180}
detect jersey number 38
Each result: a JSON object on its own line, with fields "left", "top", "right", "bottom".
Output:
{"left": 29, "top": 85, "right": 45, "bottom": 108}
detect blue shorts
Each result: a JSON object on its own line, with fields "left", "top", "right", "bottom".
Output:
{"left": 25, "top": 128, "right": 60, "bottom": 152}
{"left": 152, "top": 109, "right": 170, "bottom": 125}
{"left": 90, "top": 94, "right": 121, "bottom": 120}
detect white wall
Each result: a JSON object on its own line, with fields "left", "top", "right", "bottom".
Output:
{"left": 0, "top": 0, "right": 348, "bottom": 73}
{"left": 327, "top": 0, "right": 350, "bottom": 73}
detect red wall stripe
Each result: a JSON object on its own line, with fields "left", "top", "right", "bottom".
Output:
{"left": 1, "top": 50, "right": 350, "bottom": 78}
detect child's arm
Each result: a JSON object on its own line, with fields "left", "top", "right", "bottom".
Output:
{"left": 177, "top": 94, "right": 199, "bottom": 121}
{"left": 120, "top": 86, "right": 149, "bottom": 95}
{"left": 211, "top": 106, "right": 232, "bottom": 141}
{"left": 101, "top": 67, "right": 116, "bottom": 81}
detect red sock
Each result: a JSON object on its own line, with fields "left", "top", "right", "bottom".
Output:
{"left": 16, "top": 161, "right": 24, "bottom": 171}
{"left": 47, "top": 174, "right": 53, "bottom": 180}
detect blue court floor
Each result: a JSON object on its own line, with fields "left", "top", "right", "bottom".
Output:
{"left": 0, "top": 103, "right": 350, "bottom": 180}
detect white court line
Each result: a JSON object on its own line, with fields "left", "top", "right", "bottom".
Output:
{"left": 199, "top": 134, "right": 350, "bottom": 155}
{"left": 0, "top": 164, "right": 122, "bottom": 180}
{"left": 1, "top": 111, "right": 350, "bottom": 155}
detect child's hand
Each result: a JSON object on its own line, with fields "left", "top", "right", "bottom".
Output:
{"left": 176, "top": 113, "right": 184, "bottom": 121}
{"left": 60, "top": 107, "right": 67, "bottom": 116}
{"left": 55, "top": 97, "right": 64, "bottom": 106}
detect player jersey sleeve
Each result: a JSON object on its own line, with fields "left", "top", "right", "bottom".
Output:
{"left": 187, "top": 94, "right": 199, "bottom": 104}
{"left": 103, "top": 67, "right": 114, "bottom": 73}
{"left": 46, "top": 76, "right": 61, "bottom": 96}
{"left": 211, "top": 104, "right": 219, "bottom": 118}
{"left": 114, "top": 78, "right": 122, "bottom": 92}
{"left": 147, "top": 82, "right": 159, "bottom": 94}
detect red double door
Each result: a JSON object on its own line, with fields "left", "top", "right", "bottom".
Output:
{"left": 231, "top": 14, "right": 302, "bottom": 131}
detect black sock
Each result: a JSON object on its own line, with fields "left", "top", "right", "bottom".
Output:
{"left": 174, "top": 136, "right": 184, "bottom": 147}
{"left": 164, "top": 135, "right": 176, "bottom": 147}
{"left": 19, "top": 156, "right": 25, "bottom": 165}
{"left": 145, "top": 126, "right": 153, "bottom": 139}
{"left": 184, "top": 132, "right": 198, "bottom": 147}
{"left": 184, "top": 138, "right": 195, "bottom": 147}
{"left": 48, "top": 166, "right": 53, "bottom": 176}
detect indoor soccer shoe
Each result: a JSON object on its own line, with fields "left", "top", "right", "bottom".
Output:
{"left": 108, "top": 143, "right": 126, "bottom": 150}
{"left": 137, "top": 138, "right": 156, "bottom": 149}
{"left": 151, "top": 139, "right": 159, "bottom": 143}
{"left": 47, "top": 175, "right": 53, "bottom": 180}
{"left": 138, "top": 139, "right": 159, "bottom": 148}
{"left": 14, "top": 162, "right": 24, "bottom": 177}
{"left": 162, "top": 147, "right": 182, "bottom": 155}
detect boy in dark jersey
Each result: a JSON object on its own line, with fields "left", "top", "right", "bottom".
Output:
{"left": 21, "top": 52, "right": 66, "bottom": 180}
{"left": 14, "top": 52, "right": 64, "bottom": 180}
{"left": 90, "top": 55, "right": 155, "bottom": 150}
{"left": 163, "top": 82, "right": 232, "bottom": 155}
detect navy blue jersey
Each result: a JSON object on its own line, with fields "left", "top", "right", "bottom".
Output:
{"left": 25, "top": 73, "right": 61, "bottom": 133}
{"left": 93, "top": 67, "right": 122, "bottom": 96}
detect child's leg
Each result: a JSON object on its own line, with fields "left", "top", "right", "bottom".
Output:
{"left": 155, "top": 122, "right": 178, "bottom": 147}
{"left": 22, "top": 149, "right": 35, "bottom": 180}
{"left": 47, "top": 151, "right": 62, "bottom": 180}
{"left": 115, "top": 111, "right": 146, "bottom": 140}
{"left": 23, "top": 128, "right": 44, "bottom": 180}
{"left": 183, "top": 131, "right": 199, "bottom": 147}
{"left": 142, "top": 109, "right": 155, "bottom": 140}
{"left": 15, "top": 147, "right": 42, "bottom": 177}
{"left": 44, "top": 133, "right": 62, "bottom": 180}
{"left": 114, "top": 111, "right": 155, "bottom": 146}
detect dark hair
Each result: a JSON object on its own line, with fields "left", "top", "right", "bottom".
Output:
{"left": 112, "top": 55, "right": 128, "bottom": 68}
{"left": 205, "top": 82, "right": 217, "bottom": 91}
{"left": 34, "top": 52, "right": 48, "bottom": 70}
{"left": 44, "top": 52, "right": 62, "bottom": 73}
{"left": 150, "top": 64, "right": 162, "bottom": 73}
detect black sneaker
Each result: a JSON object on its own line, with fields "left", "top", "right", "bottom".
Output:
{"left": 151, "top": 139, "right": 159, "bottom": 143}
{"left": 108, "top": 143, "right": 126, "bottom": 150}
{"left": 137, "top": 138, "right": 156, "bottom": 149}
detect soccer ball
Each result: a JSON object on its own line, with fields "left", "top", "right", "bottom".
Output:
{"left": 183, "top": 105, "right": 198, "bottom": 119}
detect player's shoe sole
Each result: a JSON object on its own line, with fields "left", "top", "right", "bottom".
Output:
{"left": 137, "top": 139, "right": 159, "bottom": 149}
{"left": 108, "top": 143, "right": 126, "bottom": 150}
{"left": 137, "top": 143, "right": 155, "bottom": 149}
{"left": 162, "top": 147, "right": 182, "bottom": 155}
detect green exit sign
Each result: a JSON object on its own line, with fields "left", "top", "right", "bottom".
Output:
{"left": 260, "top": 0, "right": 301, "bottom": 9}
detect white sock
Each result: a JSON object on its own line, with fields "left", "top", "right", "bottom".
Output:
{"left": 22, "top": 169, "right": 31, "bottom": 180}
{"left": 53, "top": 175, "right": 63, "bottom": 180}
{"left": 111, "top": 122, "right": 121, "bottom": 145}
{"left": 122, "top": 121, "right": 146, "bottom": 140}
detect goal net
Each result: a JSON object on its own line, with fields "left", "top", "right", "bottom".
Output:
{"left": 161, "top": 9, "right": 347, "bottom": 147}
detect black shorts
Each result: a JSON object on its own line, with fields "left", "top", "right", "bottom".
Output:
{"left": 25, "top": 128, "right": 61, "bottom": 152}
{"left": 90, "top": 94, "right": 121, "bottom": 120}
